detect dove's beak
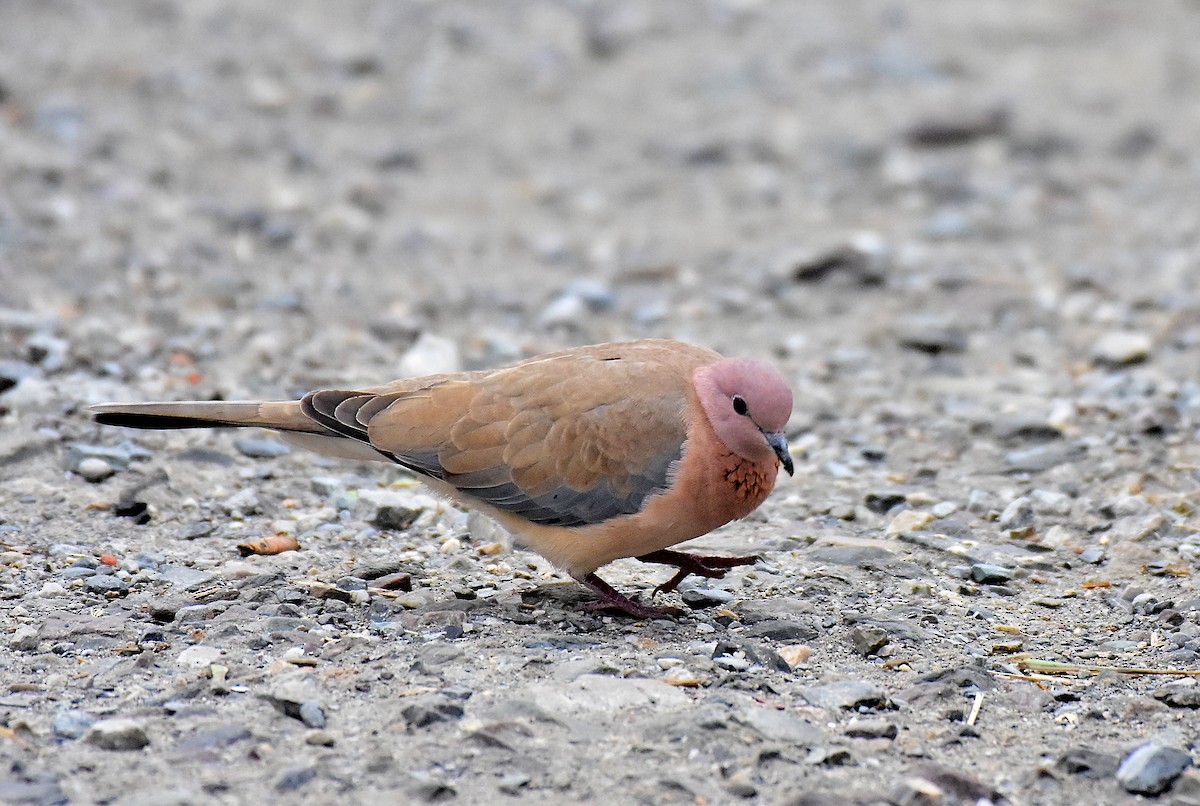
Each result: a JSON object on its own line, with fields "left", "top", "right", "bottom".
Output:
{"left": 764, "top": 431, "right": 794, "bottom": 476}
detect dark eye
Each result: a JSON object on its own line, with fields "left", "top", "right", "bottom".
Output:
{"left": 732, "top": 395, "right": 749, "bottom": 416}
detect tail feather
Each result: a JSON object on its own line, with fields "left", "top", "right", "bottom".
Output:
{"left": 90, "top": 401, "right": 325, "bottom": 434}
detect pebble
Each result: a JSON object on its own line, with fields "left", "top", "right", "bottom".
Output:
{"left": 84, "top": 718, "right": 151, "bottom": 751}
{"left": 9, "top": 625, "right": 39, "bottom": 650}
{"left": 733, "top": 707, "right": 826, "bottom": 745}
{"left": 64, "top": 442, "right": 151, "bottom": 472}
{"left": 275, "top": 766, "right": 317, "bottom": 793}
{"left": 234, "top": 438, "right": 290, "bottom": 458}
{"left": 863, "top": 491, "right": 907, "bottom": 514}
{"left": 894, "top": 318, "right": 967, "bottom": 354}
{"left": 1092, "top": 331, "right": 1152, "bottom": 365}
{"left": 176, "top": 724, "right": 253, "bottom": 752}
{"left": 998, "top": 497, "right": 1034, "bottom": 531}
{"left": 799, "top": 680, "right": 889, "bottom": 710}
{"left": 1004, "top": 443, "right": 1085, "bottom": 473}
{"left": 681, "top": 587, "right": 735, "bottom": 608}
{"left": 845, "top": 718, "right": 897, "bottom": 739}
{"left": 886, "top": 510, "right": 934, "bottom": 535}
{"left": 498, "top": 772, "right": 532, "bottom": 795}
{"left": 299, "top": 700, "right": 326, "bottom": 729}
{"left": 221, "top": 487, "right": 260, "bottom": 516}
{"left": 76, "top": 456, "right": 116, "bottom": 482}
{"left": 176, "top": 645, "right": 223, "bottom": 668}
{"left": 401, "top": 694, "right": 465, "bottom": 728}
{"left": 52, "top": 709, "right": 96, "bottom": 739}
{"left": 848, "top": 626, "right": 888, "bottom": 657}
{"left": 1029, "top": 489, "right": 1072, "bottom": 517}
{"left": 84, "top": 575, "right": 129, "bottom": 594}
{"left": 1117, "top": 743, "right": 1192, "bottom": 795}
{"left": 931, "top": 501, "right": 957, "bottom": 518}
{"left": 970, "top": 563, "right": 1014, "bottom": 584}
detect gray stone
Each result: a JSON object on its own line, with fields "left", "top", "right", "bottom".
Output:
{"left": 85, "top": 575, "right": 129, "bottom": 594}
{"left": 52, "top": 709, "right": 96, "bottom": 739}
{"left": 401, "top": 695, "right": 464, "bottom": 728}
{"left": 970, "top": 563, "right": 1014, "bottom": 584}
{"left": 800, "top": 680, "right": 889, "bottom": 710}
{"left": 525, "top": 674, "right": 690, "bottom": 715}
{"left": 234, "top": 438, "right": 290, "bottom": 458}
{"left": 998, "top": 497, "right": 1034, "bottom": 530}
{"left": 740, "top": 619, "right": 817, "bottom": 642}
{"left": 84, "top": 718, "right": 151, "bottom": 750}
{"left": 299, "top": 700, "right": 326, "bottom": 729}
{"left": 9, "top": 625, "right": 39, "bottom": 650}
{"left": 849, "top": 626, "right": 888, "bottom": 657}
{"left": 176, "top": 724, "right": 253, "bottom": 752}
{"left": 894, "top": 318, "right": 967, "bottom": 354}
{"left": 64, "top": 442, "right": 151, "bottom": 472}
{"left": 275, "top": 766, "right": 317, "bottom": 792}
{"left": 220, "top": 487, "right": 260, "bottom": 515}
{"left": 733, "top": 707, "right": 826, "bottom": 745}
{"left": 159, "top": 565, "right": 216, "bottom": 589}
{"left": 1004, "top": 443, "right": 1086, "bottom": 473}
{"left": 845, "top": 718, "right": 897, "bottom": 739}
{"left": 807, "top": 545, "right": 894, "bottom": 565}
{"left": 1117, "top": 743, "right": 1192, "bottom": 795}
{"left": 1057, "top": 746, "right": 1118, "bottom": 778}
{"left": 1029, "top": 488, "right": 1073, "bottom": 517}
{"left": 311, "top": 476, "right": 343, "bottom": 496}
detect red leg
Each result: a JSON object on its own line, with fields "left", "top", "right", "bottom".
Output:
{"left": 580, "top": 573, "right": 681, "bottom": 619}
{"left": 635, "top": 549, "right": 760, "bottom": 595}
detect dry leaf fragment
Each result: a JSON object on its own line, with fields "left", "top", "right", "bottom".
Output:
{"left": 237, "top": 534, "right": 299, "bottom": 556}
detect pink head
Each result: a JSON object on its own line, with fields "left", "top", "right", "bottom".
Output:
{"left": 693, "top": 356, "right": 794, "bottom": 475}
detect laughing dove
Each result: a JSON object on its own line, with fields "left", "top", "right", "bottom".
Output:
{"left": 92, "top": 339, "right": 794, "bottom": 617}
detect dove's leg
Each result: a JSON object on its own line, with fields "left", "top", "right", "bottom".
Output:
{"left": 635, "top": 549, "right": 760, "bottom": 595}
{"left": 581, "top": 573, "right": 682, "bottom": 619}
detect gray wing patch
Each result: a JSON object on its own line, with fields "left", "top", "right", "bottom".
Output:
{"left": 433, "top": 442, "right": 682, "bottom": 527}
{"left": 301, "top": 389, "right": 684, "bottom": 528}
{"left": 379, "top": 441, "right": 683, "bottom": 528}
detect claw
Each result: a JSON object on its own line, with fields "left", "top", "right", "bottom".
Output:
{"left": 581, "top": 573, "right": 681, "bottom": 619}
{"left": 635, "top": 549, "right": 760, "bottom": 595}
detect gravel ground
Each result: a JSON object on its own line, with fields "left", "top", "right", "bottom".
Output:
{"left": 3, "top": 2, "right": 1200, "bottom": 804}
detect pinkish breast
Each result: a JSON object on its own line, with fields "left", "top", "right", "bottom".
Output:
{"left": 719, "top": 455, "right": 777, "bottom": 518}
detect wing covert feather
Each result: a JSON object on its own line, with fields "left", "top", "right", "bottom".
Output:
{"left": 362, "top": 341, "right": 718, "bottom": 526}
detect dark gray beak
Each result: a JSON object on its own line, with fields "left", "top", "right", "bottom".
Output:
{"left": 765, "top": 431, "right": 794, "bottom": 476}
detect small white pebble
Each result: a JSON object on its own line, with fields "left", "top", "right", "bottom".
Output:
{"left": 440, "top": 537, "right": 462, "bottom": 554}
{"left": 77, "top": 457, "right": 116, "bottom": 482}
{"left": 932, "top": 501, "right": 958, "bottom": 518}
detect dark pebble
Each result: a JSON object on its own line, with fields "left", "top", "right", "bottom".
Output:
{"left": 84, "top": 576, "right": 129, "bottom": 594}
{"left": 402, "top": 695, "right": 465, "bottom": 729}
{"left": 373, "top": 505, "right": 421, "bottom": 531}
{"left": 970, "top": 563, "right": 1014, "bottom": 584}
{"left": 1057, "top": 747, "right": 1118, "bottom": 778}
{"left": 275, "top": 766, "right": 317, "bottom": 792}
{"left": 864, "top": 491, "right": 907, "bottom": 514}
{"left": 849, "top": 626, "right": 889, "bottom": 657}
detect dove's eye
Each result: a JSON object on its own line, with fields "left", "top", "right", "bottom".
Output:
{"left": 732, "top": 395, "right": 749, "bottom": 416}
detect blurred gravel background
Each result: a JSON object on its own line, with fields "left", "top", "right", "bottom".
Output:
{"left": 2, "top": 2, "right": 1200, "bottom": 804}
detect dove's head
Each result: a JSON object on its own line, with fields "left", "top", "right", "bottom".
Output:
{"left": 694, "top": 356, "right": 794, "bottom": 476}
